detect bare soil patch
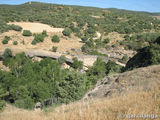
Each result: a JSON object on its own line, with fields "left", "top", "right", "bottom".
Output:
{"left": 8, "top": 22, "right": 64, "bottom": 33}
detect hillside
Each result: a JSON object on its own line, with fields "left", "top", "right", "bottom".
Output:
{"left": 0, "top": 2, "right": 160, "bottom": 67}
{"left": 0, "top": 2, "right": 160, "bottom": 119}
{"left": 0, "top": 65, "right": 160, "bottom": 120}
{"left": 83, "top": 65, "right": 160, "bottom": 100}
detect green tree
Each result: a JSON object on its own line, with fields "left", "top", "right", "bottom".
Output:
{"left": 81, "top": 36, "right": 88, "bottom": 43}
{"left": 52, "top": 46, "right": 58, "bottom": 52}
{"left": 23, "top": 30, "right": 32, "bottom": 36}
{"left": 56, "top": 72, "right": 88, "bottom": 103}
{"left": 88, "top": 57, "right": 106, "bottom": 76}
{"left": 2, "top": 48, "right": 12, "bottom": 59}
{"left": 58, "top": 55, "right": 66, "bottom": 64}
{"left": 51, "top": 35, "right": 60, "bottom": 43}
{"left": 106, "top": 60, "right": 122, "bottom": 75}
{"left": 14, "top": 86, "right": 34, "bottom": 109}
{"left": 13, "top": 41, "right": 18, "bottom": 45}
{"left": 42, "top": 30, "right": 47, "bottom": 37}
{"left": 33, "top": 80, "right": 51, "bottom": 102}
{"left": 0, "top": 84, "right": 7, "bottom": 111}
{"left": 103, "top": 38, "right": 110, "bottom": 44}
{"left": 72, "top": 57, "right": 83, "bottom": 69}
{"left": 9, "top": 24, "right": 22, "bottom": 31}
{"left": 62, "top": 28, "right": 72, "bottom": 36}
{"left": 32, "top": 33, "right": 45, "bottom": 45}
{"left": 2, "top": 36, "right": 10, "bottom": 44}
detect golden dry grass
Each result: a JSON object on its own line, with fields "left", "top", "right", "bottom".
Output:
{"left": 0, "top": 87, "right": 160, "bottom": 120}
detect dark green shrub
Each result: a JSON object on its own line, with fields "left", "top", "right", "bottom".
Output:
{"left": 86, "top": 38, "right": 94, "bottom": 48}
{"left": 58, "top": 55, "right": 66, "bottom": 64}
{"left": 23, "top": 30, "right": 32, "bottom": 36}
{"left": 13, "top": 41, "right": 18, "bottom": 45}
{"left": 119, "top": 55, "right": 129, "bottom": 64}
{"left": 52, "top": 46, "right": 58, "bottom": 52}
{"left": 81, "top": 44, "right": 89, "bottom": 53}
{"left": 9, "top": 24, "right": 22, "bottom": 31}
{"left": 103, "top": 38, "right": 110, "bottom": 44}
{"left": 42, "top": 30, "right": 47, "bottom": 37}
{"left": 106, "top": 60, "right": 122, "bottom": 75}
{"left": 56, "top": 71, "right": 89, "bottom": 103}
{"left": 51, "top": 35, "right": 60, "bottom": 43}
{"left": 2, "top": 36, "right": 10, "bottom": 44}
{"left": 32, "top": 33, "right": 46, "bottom": 45}
{"left": 62, "top": 28, "right": 72, "bottom": 36}
{"left": 2, "top": 48, "right": 12, "bottom": 59}
{"left": 0, "top": 84, "right": 7, "bottom": 111}
{"left": 81, "top": 36, "right": 88, "bottom": 43}
{"left": 72, "top": 57, "right": 83, "bottom": 69}
{"left": 31, "top": 40, "right": 37, "bottom": 45}
{"left": 88, "top": 57, "right": 106, "bottom": 76}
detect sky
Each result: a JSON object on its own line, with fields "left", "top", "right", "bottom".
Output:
{"left": 0, "top": 0, "right": 160, "bottom": 13}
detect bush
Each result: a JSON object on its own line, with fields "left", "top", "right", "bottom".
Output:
{"left": 31, "top": 40, "right": 37, "bottom": 45}
{"left": 9, "top": 24, "right": 22, "bottom": 31}
{"left": 42, "top": 30, "right": 47, "bottom": 37}
{"left": 89, "top": 50, "right": 108, "bottom": 57}
{"left": 81, "top": 36, "right": 88, "bottom": 43}
{"left": 88, "top": 57, "right": 106, "bottom": 76}
{"left": 81, "top": 45, "right": 89, "bottom": 53}
{"left": 62, "top": 28, "right": 72, "bottom": 36}
{"left": 51, "top": 35, "right": 60, "bottom": 43}
{"left": 32, "top": 33, "right": 46, "bottom": 45}
{"left": 88, "top": 58, "right": 122, "bottom": 77}
{"left": 103, "top": 38, "right": 110, "bottom": 44}
{"left": 23, "top": 30, "right": 32, "bottom": 36}
{"left": 52, "top": 46, "right": 58, "bottom": 52}
{"left": 119, "top": 55, "right": 129, "bottom": 64}
{"left": 72, "top": 57, "right": 83, "bottom": 69}
{"left": 0, "top": 84, "right": 7, "bottom": 111}
{"left": 2, "top": 48, "right": 12, "bottom": 59}
{"left": 58, "top": 55, "right": 66, "bottom": 64}
{"left": 56, "top": 71, "right": 89, "bottom": 103}
{"left": 13, "top": 41, "right": 18, "bottom": 45}
{"left": 2, "top": 36, "right": 10, "bottom": 44}
{"left": 106, "top": 60, "right": 122, "bottom": 75}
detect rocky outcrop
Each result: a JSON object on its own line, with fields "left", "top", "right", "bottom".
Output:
{"left": 83, "top": 65, "right": 160, "bottom": 100}
{"left": 0, "top": 48, "right": 98, "bottom": 67}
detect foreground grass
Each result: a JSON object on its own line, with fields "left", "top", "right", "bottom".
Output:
{"left": 0, "top": 87, "right": 160, "bottom": 120}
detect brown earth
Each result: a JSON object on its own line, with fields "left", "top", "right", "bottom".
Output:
{"left": 8, "top": 22, "right": 64, "bottom": 33}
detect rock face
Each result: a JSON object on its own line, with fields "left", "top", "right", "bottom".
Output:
{"left": 83, "top": 65, "right": 160, "bottom": 100}
{"left": 34, "top": 102, "right": 42, "bottom": 110}
{"left": 25, "top": 49, "right": 98, "bottom": 67}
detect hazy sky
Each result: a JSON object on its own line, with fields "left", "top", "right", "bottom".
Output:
{"left": 0, "top": 0, "right": 160, "bottom": 12}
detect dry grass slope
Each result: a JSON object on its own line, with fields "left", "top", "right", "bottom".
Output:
{"left": 0, "top": 89, "right": 159, "bottom": 120}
